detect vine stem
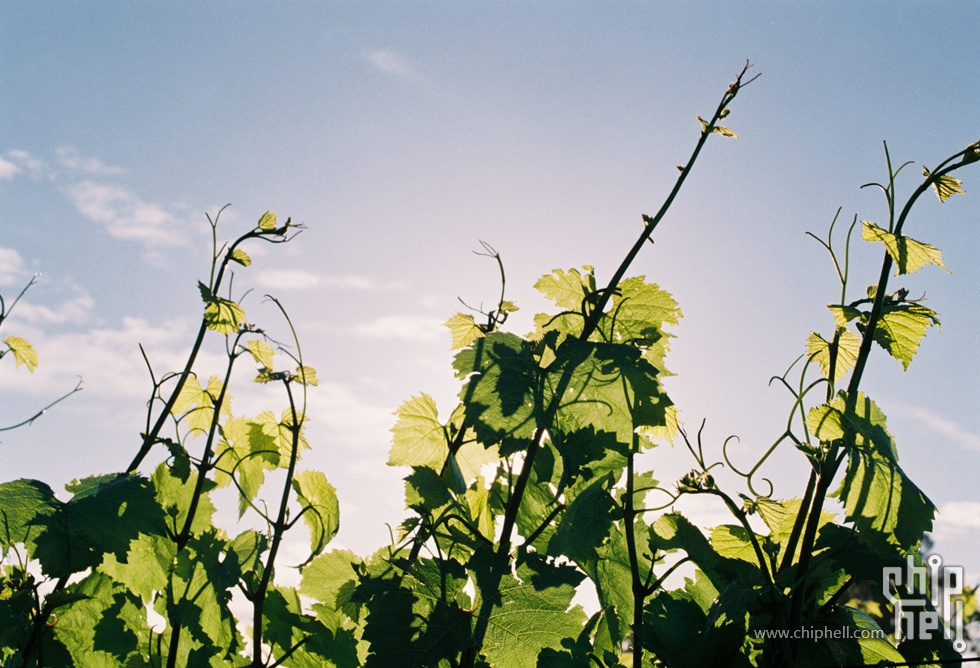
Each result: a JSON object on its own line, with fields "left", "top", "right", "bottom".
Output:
{"left": 786, "top": 145, "right": 977, "bottom": 641}
{"left": 581, "top": 61, "right": 758, "bottom": 341}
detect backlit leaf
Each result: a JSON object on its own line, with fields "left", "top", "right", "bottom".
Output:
{"left": 478, "top": 563, "right": 587, "bottom": 668}
{"left": 230, "top": 248, "right": 251, "bottom": 266}
{"left": 258, "top": 210, "right": 277, "bottom": 230}
{"left": 861, "top": 220, "right": 949, "bottom": 275}
{"left": 806, "top": 330, "right": 862, "bottom": 382}
{"left": 923, "top": 166, "right": 964, "bottom": 202}
{"left": 830, "top": 392, "right": 935, "bottom": 556}
{"left": 4, "top": 335, "right": 37, "bottom": 372}
{"left": 246, "top": 338, "right": 275, "bottom": 370}
{"left": 292, "top": 470, "right": 340, "bottom": 559}
{"left": 444, "top": 312, "right": 485, "bottom": 349}
{"left": 535, "top": 267, "right": 596, "bottom": 312}
{"left": 871, "top": 301, "right": 940, "bottom": 370}
{"left": 389, "top": 394, "right": 448, "bottom": 468}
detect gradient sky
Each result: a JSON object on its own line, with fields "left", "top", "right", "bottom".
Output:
{"left": 2, "top": 3, "right": 978, "bottom": 579}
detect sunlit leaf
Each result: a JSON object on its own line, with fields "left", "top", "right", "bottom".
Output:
{"left": 293, "top": 364, "right": 318, "bottom": 386}
{"left": 230, "top": 248, "right": 251, "bottom": 266}
{"left": 198, "top": 281, "right": 246, "bottom": 334}
{"left": 257, "top": 211, "right": 278, "bottom": 230}
{"left": 292, "top": 470, "right": 340, "bottom": 559}
{"left": 923, "top": 166, "right": 964, "bottom": 202}
{"left": 4, "top": 335, "right": 37, "bottom": 372}
{"left": 444, "top": 312, "right": 485, "bottom": 349}
{"left": 389, "top": 394, "right": 449, "bottom": 468}
{"left": 246, "top": 338, "right": 275, "bottom": 370}
{"left": 829, "top": 392, "right": 935, "bottom": 556}
{"left": 861, "top": 220, "right": 949, "bottom": 275}
{"left": 871, "top": 301, "right": 940, "bottom": 370}
{"left": 806, "top": 330, "right": 862, "bottom": 382}
{"left": 697, "top": 115, "right": 738, "bottom": 138}
{"left": 534, "top": 266, "right": 596, "bottom": 312}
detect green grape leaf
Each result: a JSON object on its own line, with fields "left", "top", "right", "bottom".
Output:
{"left": 389, "top": 393, "right": 449, "bottom": 468}
{"left": 292, "top": 470, "right": 340, "bottom": 559}
{"left": 829, "top": 392, "right": 935, "bottom": 556}
{"left": 404, "top": 466, "right": 453, "bottom": 513}
{"left": 710, "top": 525, "right": 758, "bottom": 564}
{"left": 535, "top": 266, "right": 596, "bottom": 312}
{"left": 828, "top": 304, "right": 864, "bottom": 329}
{"left": 599, "top": 276, "right": 681, "bottom": 345}
{"left": 198, "top": 281, "right": 246, "bottom": 334}
{"left": 794, "top": 606, "right": 904, "bottom": 666}
{"left": 548, "top": 475, "right": 617, "bottom": 564}
{"left": 50, "top": 571, "right": 147, "bottom": 666}
{"left": 549, "top": 338, "right": 672, "bottom": 446}
{"left": 173, "top": 374, "right": 230, "bottom": 435}
{"left": 152, "top": 461, "right": 218, "bottom": 537}
{"left": 807, "top": 402, "right": 846, "bottom": 442}
{"left": 159, "top": 531, "right": 243, "bottom": 663}
{"left": 246, "top": 338, "right": 275, "bottom": 370}
{"left": 215, "top": 416, "right": 277, "bottom": 516}
{"left": 4, "top": 335, "right": 38, "bottom": 372}
{"left": 861, "top": 220, "right": 949, "bottom": 275}
{"left": 923, "top": 166, "right": 965, "bottom": 202}
{"left": 698, "top": 115, "right": 738, "bottom": 138}
{"left": 293, "top": 364, "right": 318, "bottom": 386}
{"left": 477, "top": 563, "right": 588, "bottom": 668}
{"left": 453, "top": 333, "right": 539, "bottom": 454}
{"left": 31, "top": 474, "right": 167, "bottom": 580}
{"left": 444, "top": 312, "right": 485, "bottom": 350}
{"left": 230, "top": 247, "right": 251, "bottom": 266}
{"left": 593, "top": 520, "right": 649, "bottom": 646}
{"left": 257, "top": 210, "right": 278, "bottom": 230}
{"left": 99, "top": 532, "right": 175, "bottom": 602}
{"left": 299, "top": 549, "right": 362, "bottom": 613}
{"left": 251, "top": 409, "right": 310, "bottom": 463}
{"left": 870, "top": 301, "right": 940, "bottom": 370}
{"left": 806, "top": 330, "right": 862, "bottom": 382}
{"left": 0, "top": 479, "right": 60, "bottom": 553}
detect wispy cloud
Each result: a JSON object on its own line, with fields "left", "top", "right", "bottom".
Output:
{"left": 0, "top": 247, "right": 26, "bottom": 287}
{"left": 898, "top": 403, "right": 980, "bottom": 453}
{"left": 9, "top": 291, "right": 94, "bottom": 326}
{"left": 4, "top": 149, "right": 46, "bottom": 179}
{"left": 364, "top": 48, "right": 423, "bottom": 82}
{"left": 0, "top": 156, "right": 19, "bottom": 180}
{"left": 352, "top": 314, "right": 445, "bottom": 342}
{"left": 936, "top": 501, "right": 980, "bottom": 531}
{"left": 254, "top": 270, "right": 407, "bottom": 292}
{"left": 67, "top": 180, "right": 188, "bottom": 247}
{"left": 56, "top": 147, "right": 126, "bottom": 176}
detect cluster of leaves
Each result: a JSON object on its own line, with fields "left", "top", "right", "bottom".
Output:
{"left": 1, "top": 210, "right": 349, "bottom": 667}
{"left": 3, "top": 63, "right": 979, "bottom": 668}
{"left": 293, "top": 68, "right": 980, "bottom": 667}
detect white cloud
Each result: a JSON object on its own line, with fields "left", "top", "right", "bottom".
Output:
{"left": 255, "top": 269, "right": 323, "bottom": 291}
{"left": 364, "top": 49, "right": 422, "bottom": 82}
{"left": 67, "top": 180, "right": 188, "bottom": 247}
{"left": 901, "top": 404, "right": 980, "bottom": 453}
{"left": 936, "top": 501, "right": 980, "bottom": 531}
{"left": 254, "top": 270, "right": 407, "bottom": 292}
{"left": 0, "top": 156, "right": 20, "bottom": 180}
{"left": 55, "top": 147, "right": 125, "bottom": 176}
{"left": 352, "top": 314, "right": 445, "bottom": 342}
{"left": 9, "top": 292, "right": 94, "bottom": 325}
{"left": 0, "top": 247, "right": 25, "bottom": 287}
{"left": 5, "top": 150, "right": 47, "bottom": 178}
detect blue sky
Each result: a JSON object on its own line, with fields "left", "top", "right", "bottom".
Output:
{"left": 2, "top": 3, "right": 978, "bottom": 577}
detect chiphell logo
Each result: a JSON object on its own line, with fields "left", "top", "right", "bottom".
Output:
{"left": 883, "top": 553, "right": 965, "bottom": 652}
